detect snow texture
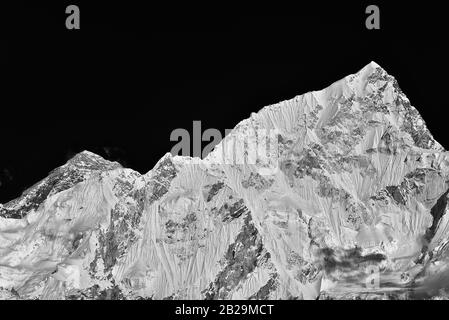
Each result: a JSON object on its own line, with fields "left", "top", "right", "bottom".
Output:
{"left": 2, "top": 62, "right": 449, "bottom": 300}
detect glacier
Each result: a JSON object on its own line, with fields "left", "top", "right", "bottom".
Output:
{"left": 1, "top": 62, "right": 449, "bottom": 299}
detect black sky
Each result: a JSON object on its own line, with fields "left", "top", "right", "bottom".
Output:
{"left": 2, "top": 2, "right": 448, "bottom": 202}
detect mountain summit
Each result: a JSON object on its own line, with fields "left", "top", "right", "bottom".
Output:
{"left": 1, "top": 62, "right": 449, "bottom": 300}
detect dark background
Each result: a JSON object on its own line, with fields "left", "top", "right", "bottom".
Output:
{"left": 2, "top": 2, "right": 448, "bottom": 203}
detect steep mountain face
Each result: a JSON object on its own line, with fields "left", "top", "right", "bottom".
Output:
{"left": 2, "top": 62, "right": 449, "bottom": 300}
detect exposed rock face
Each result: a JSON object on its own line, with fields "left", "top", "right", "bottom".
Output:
{"left": 2, "top": 62, "right": 449, "bottom": 299}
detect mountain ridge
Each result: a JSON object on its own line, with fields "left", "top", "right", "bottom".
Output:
{"left": 1, "top": 62, "right": 449, "bottom": 299}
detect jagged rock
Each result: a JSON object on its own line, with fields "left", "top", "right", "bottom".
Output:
{"left": 2, "top": 62, "right": 449, "bottom": 299}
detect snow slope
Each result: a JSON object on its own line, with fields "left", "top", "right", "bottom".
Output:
{"left": 2, "top": 62, "right": 449, "bottom": 300}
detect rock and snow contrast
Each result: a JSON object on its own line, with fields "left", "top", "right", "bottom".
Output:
{"left": 2, "top": 62, "right": 449, "bottom": 300}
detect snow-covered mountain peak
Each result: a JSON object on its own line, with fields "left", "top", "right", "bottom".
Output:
{"left": 2, "top": 63, "right": 449, "bottom": 300}
{"left": 65, "top": 150, "right": 122, "bottom": 171}
{"left": 0, "top": 151, "right": 122, "bottom": 219}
